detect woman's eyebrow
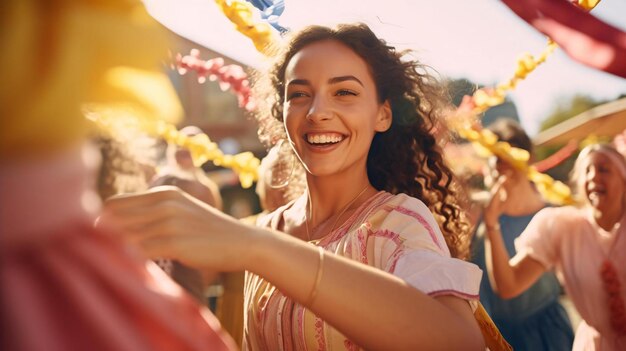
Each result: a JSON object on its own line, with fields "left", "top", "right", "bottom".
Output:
{"left": 328, "top": 75, "right": 363, "bottom": 86}
{"left": 286, "top": 79, "right": 310, "bottom": 87}
{"left": 287, "top": 76, "right": 364, "bottom": 87}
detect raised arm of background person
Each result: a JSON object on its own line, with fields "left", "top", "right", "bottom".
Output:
{"left": 100, "top": 187, "right": 484, "bottom": 351}
{"left": 483, "top": 177, "right": 547, "bottom": 299}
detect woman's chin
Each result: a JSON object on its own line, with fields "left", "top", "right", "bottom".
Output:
{"left": 589, "top": 198, "right": 611, "bottom": 214}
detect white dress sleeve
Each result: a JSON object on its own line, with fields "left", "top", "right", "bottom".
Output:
{"left": 366, "top": 194, "right": 482, "bottom": 300}
{"left": 514, "top": 207, "right": 565, "bottom": 270}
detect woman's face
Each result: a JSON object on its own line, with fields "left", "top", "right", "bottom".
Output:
{"left": 584, "top": 152, "right": 625, "bottom": 213}
{"left": 282, "top": 40, "right": 390, "bottom": 178}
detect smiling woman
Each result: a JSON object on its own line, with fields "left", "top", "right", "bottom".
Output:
{"left": 102, "top": 23, "right": 489, "bottom": 350}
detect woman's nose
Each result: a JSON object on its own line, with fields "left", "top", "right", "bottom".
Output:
{"left": 587, "top": 167, "right": 601, "bottom": 182}
{"left": 306, "top": 95, "right": 333, "bottom": 122}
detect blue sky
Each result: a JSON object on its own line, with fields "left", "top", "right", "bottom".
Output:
{"left": 145, "top": 0, "right": 626, "bottom": 136}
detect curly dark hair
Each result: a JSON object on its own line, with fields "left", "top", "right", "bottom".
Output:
{"left": 253, "top": 23, "right": 470, "bottom": 259}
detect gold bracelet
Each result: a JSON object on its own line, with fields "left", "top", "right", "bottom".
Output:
{"left": 485, "top": 223, "right": 501, "bottom": 232}
{"left": 305, "top": 246, "right": 325, "bottom": 306}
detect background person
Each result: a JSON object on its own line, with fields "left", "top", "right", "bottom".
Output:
{"left": 483, "top": 143, "right": 626, "bottom": 350}
{"left": 471, "top": 118, "right": 574, "bottom": 350}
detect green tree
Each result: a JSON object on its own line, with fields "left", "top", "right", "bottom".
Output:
{"left": 446, "top": 78, "right": 520, "bottom": 126}
{"left": 535, "top": 94, "right": 605, "bottom": 181}
{"left": 539, "top": 94, "right": 603, "bottom": 132}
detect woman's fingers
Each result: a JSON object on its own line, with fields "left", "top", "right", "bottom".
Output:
{"left": 138, "top": 235, "right": 179, "bottom": 259}
{"left": 491, "top": 174, "right": 507, "bottom": 192}
{"left": 97, "top": 188, "right": 209, "bottom": 253}
{"left": 100, "top": 199, "right": 173, "bottom": 234}
{"left": 484, "top": 175, "right": 509, "bottom": 224}
{"left": 104, "top": 186, "right": 184, "bottom": 212}
{"left": 491, "top": 176, "right": 509, "bottom": 203}
{"left": 95, "top": 185, "right": 250, "bottom": 270}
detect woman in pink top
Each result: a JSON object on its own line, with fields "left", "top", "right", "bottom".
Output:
{"left": 103, "top": 23, "right": 486, "bottom": 350}
{"left": 484, "top": 143, "right": 626, "bottom": 350}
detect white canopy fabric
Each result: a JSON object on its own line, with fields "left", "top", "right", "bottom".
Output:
{"left": 534, "top": 98, "right": 626, "bottom": 147}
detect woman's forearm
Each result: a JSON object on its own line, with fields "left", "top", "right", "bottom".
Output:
{"left": 484, "top": 223, "right": 521, "bottom": 298}
{"left": 244, "top": 228, "right": 484, "bottom": 351}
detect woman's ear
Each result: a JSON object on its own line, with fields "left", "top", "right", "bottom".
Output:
{"left": 375, "top": 100, "right": 392, "bottom": 132}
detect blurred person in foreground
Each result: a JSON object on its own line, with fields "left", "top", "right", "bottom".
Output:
{"left": 0, "top": 1, "right": 235, "bottom": 350}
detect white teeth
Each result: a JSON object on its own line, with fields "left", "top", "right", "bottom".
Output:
{"left": 307, "top": 134, "right": 343, "bottom": 144}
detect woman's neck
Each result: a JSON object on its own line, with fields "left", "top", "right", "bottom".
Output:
{"left": 593, "top": 204, "right": 625, "bottom": 232}
{"left": 501, "top": 179, "right": 545, "bottom": 216}
{"left": 305, "top": 173, "right": 374, "bottom": 228}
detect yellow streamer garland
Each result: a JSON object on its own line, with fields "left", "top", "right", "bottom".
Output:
{"left": 214, "top": 0, "right": 279, "bottom": 55}
{"left": 449, "top": 0, "right": 603, "bottom": 205}
{"left": 577, "top": 0, "right": 600, "bottom": 11}
{"left": 470, "top": 0, "right": 600, "bottom": 114}
{"left": 471, "top": 40, "right": 558, "bottom": 114}
{"left": 457, "top": 128, "right": 575, "bottom": 205}
{"left": 89, "top": 113, "right": 260, "bottom": 189}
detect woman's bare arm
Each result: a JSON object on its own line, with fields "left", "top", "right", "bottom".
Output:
{"left": 484, "top": 224, "right": 547, "bottom": 299}
{"left": 102, "top": 187, "right": 484, "bottom": 351}
{"left": 482, "top": 176, "right": 547, "bottom": 299}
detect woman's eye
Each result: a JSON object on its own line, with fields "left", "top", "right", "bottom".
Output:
{"left": 287, "top": 91, "right": 308, "bottom": 100}
{"left": 336, "top": 89, "right": 358, "bottom": 97}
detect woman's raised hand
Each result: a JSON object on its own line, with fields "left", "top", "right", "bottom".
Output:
{"left": 98, "top": 186, "right": 260, "bottom": 271}
{"left": 484, "top": 175, "right": 509, "bottom": 227}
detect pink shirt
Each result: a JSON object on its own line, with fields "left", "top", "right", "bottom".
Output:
{"left": 244, "top": 191, "right": 481, "bottom": 350}
{"left": 515, "top": 206, "right": 626, "bottom": 350}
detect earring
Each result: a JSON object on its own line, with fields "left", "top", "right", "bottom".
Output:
{"left": 266, "top": 139, "right": 297, "bottom": 189}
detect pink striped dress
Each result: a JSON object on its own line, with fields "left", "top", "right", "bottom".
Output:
{"left": 243, "top": 191, "right": 481, "bottom": 350}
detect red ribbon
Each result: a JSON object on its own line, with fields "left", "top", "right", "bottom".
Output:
{"left": 532, "top": 139, "right": 579, "bottom": 172}
{"left": 501, "top": 0, "right": 626, "bottom": 78}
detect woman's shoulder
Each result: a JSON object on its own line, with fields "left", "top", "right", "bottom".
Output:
{"left": 365, "top": 192, "right": 449, "bottom": 255}
{"left": 371, "top": 192, "right": 431, "bottom": 213}
{"left": 532, "top": 205, "right": 588, "bottom": 225}
{"left": 370, "top": 192, "right": 436, "bottom": 224}
{"left": 515, "top": 205, "right": 588, "bottom": 248}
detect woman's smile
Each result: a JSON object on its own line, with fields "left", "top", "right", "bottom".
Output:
{"left": 303, "top": 131, "right": 347, "bottom": 152}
